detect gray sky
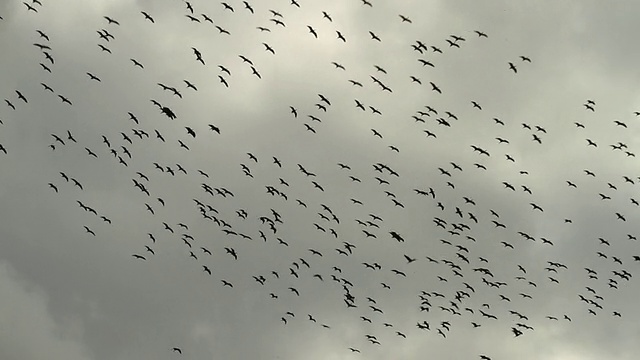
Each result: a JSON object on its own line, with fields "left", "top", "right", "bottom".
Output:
{"left": 1, "top": 0, "right": 639, "bottom": 359}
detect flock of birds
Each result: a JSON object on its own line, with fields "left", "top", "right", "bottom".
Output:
{"left": 2, "top": 0, "right": 639, "bottom": 359}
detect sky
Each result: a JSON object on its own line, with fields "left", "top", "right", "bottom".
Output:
{"left": 0, "top": 0, "right": 639, "bottom": 359}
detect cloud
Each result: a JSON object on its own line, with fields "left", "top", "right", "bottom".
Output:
{"left": 0, "top": 261, "right": 91, "bottom": 360}
{"left": 1, "top": 0, "right": 640, "bottom": 359}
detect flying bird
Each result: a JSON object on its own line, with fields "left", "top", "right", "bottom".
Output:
{"left": 104, "top": 16, "right": 120, "bottom": 25}
{"left": 307, "top": 26, "right": 318, "bottom": 38}
{"left": 58, "top": 95, "right": 72, "bottom": 105}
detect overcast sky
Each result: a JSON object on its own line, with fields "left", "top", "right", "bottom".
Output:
{"left": 1, "top": 0, "right": 639, "bottom": 359}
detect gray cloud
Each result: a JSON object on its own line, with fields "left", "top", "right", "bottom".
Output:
{"left": 1, "top": 1, "right": 639, "bottom": 360}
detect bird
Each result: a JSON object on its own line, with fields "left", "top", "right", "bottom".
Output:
{"left": 23, "top": 2, "right": 38, "bottom": 12}
{"left": 14, "top": 90, "right": 27, "bottom": 103}
{"left": 307, "top": 26, "right": 318, "bottom": 38}
{"left": 215, "top": 26, "right": 231, "bottom": 35}
{"left": 86, "top": 72, "right": 101, "bottom": 82}
{"left": 104, "top": 16, "right": 120, "bottom": 25}
{"left": 40, "top": 83, "right": 54, "bottom": 92}
{"left": 58, "top": 95, "right": 72, "bottom": 105}
{"left": 263, "top": 43, "right": 275, "bottom": 54}
{"left": 270, "top": 18, "right": 285, "bottom": 27}
{"left": 140, "top": 11, "right": 155, "bottom": 23}
{"left": 399, "top": 14, "right": 412, "bottom": 23}
{"left": 43, "top": 52, "right": 55, "bottom": 64}
{"left": 243, "top": 1, "right": 254, "bottom": 13}
{"left": 84, "top": 226, "right": 96, "bottom": 236}
{"left": 250, "top": 66, "right": 261, "bottom": 79}
{"left": 225, "top": 247, "right": 238, "bottom": 260}
{"left": 221, "top": 2, "right": 234, "bottom": 11}
{"left": 184, "top": 80, "right": 197, "bottom": 91}
{"left": 40, "top": 63, "right": 51, "bottom": 73}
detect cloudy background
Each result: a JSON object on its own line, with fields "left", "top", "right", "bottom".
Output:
{"left": 1, "top": 0, "right": 639, "bottom": 359}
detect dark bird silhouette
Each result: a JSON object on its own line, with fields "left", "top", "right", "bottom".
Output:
{"left": 307, "top": 25, "right": 318, "bottom": 38}
{"left": 24, "top": 2, "right": 38, "bottom": 12}
{"left": 41, "top": 83, "right": 54, "bottom": 92}
{"left": 251, "top": 66, "right": 261, "bottom": 79}
{"left": 184, "top": 80, "right": 197, "bottom": 91}
{"left": 263, "top": 43, "right": 275, "bottom": 54}
{"left": 98, "top": 44, "right": 111, "bottom": 54}
{"left": 84, "top": 226, "right": 96, "bottom": 236}
{"left": 140, "top": 11, "right": 155, "bottom": 23}
{"left": 219, "top": 76, "right": 229, "bottom": 87}
{"left": 399, "top": 14, "right": 412, "bottom": 23}
{"left": 43, "top": 52, "right": 54, "bottom": 64}
{"left": 243, "top": 1, "right": 254, "bottom": 13}
{"left": 86, "top": 72, "right": 101, "bottom": 82}
{"left": 15, "top": 90, "right": 27, "bottom": 103}
{"left": 225, "top": 247, "right": 238, "bottom": 260}
{"left": 104, "top": 16, "right": 120, "bottom": 25}
{"left": 221, "top": 2, "right": 234, "bottom": 11}
{"left": 270, "top": 18, "right": 285, "bottom": 27}
{"left": 318, "top": 94, "right": 331, "bottom": 105}
{"left": 215, "top": 25, "right": 231, "bottom": 35}
{"left": 58, "top": 95, "right": 72, "bottom": 105}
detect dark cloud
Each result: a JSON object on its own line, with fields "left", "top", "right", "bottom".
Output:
{"left": 0, "top": 1, "right": 639, "bottom": 360}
